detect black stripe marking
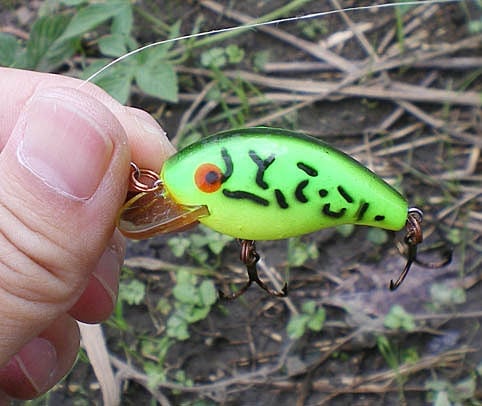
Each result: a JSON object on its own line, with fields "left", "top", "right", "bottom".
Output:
{"left": 221, "top": 148, "right": 233, "bottom": 182}
{"left": 297, "top": 162, "right": 318, "bottom": 177}
{"left": 374, "top": 215, "right": 385, "bottom": 221}
{"left": 355, "top": 202, "right": 369, "bottom": 221}
{"left": 337, "top": 185, "right": 354, "bottom": 203}
{"left": 322, "top": 203, "right": 346, "bottom": 218}
{"left": 223, "top": 189, "right": 269, "bottom": 206}
{"left": 318, "top": 189, "right": 328, "bottom": 198}
{"left": 295, "top": 180, "right": 309, "bottom": 203}
{"left": 249, "top": 150, "right": 275, "bottom": 190}
{"left": 274, "top": 189, "right": 289, "bottom": 209}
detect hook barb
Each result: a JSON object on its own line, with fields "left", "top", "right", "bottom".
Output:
{"left": 390, "top": 207, "right": 452, "bottom": 291}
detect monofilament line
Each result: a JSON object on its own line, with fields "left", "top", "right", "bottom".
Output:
{"left": 80, "top": 0, "right": 461, "bottom": 87}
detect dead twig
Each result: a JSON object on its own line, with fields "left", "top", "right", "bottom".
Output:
{"left": 79, "top": 323, "right": 120, "bottom": 406}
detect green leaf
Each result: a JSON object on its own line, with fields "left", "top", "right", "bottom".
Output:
{"left": 111, "top": 299, "right": 128, "bottom": 330}
{"left": 307, "top": 308, "right": 326, "bottom": 332}
{"left": 119, "top": 279, "right": 146, "bottom": 305}
{"left": 288, "top": 238, "right": 319, "bottom": 267}
{"left": 165, "top": 20, "right": 181, "bottom": 52}
{"left": 225, "top": 44, "right": 245, "bottom": 64}
{"left": 433, "top": 390, "right": 451, "bottom": 406}
{"left": 188, "top": 306, "right": 211, "bottom": 323}
{"left": 199, "top": 280, "right": 217, "bottom": 306}
{"left": 336, "top": 223, "right": 355, "bottom": 238}
{"left": 141, "top": 336, "right": 172, "bottom": 363}
{"left": 469, "top": 19, "right": 482, "bottom": 34}
{"left": 58, "top": 1, "right": 130, "bottom": 42}
{"left": 402, "top": 347, "right": 419, "bottom": 364}
{"left": 85, "top": 60, "right": 134, "bottom": 103}
{"left": 450, "top": 287, "right": 467, "bottom": 304}
{"left": 168, "top": 237, "right": 190, "bottom": 258}
{"left": 207, "top": 233, "right": 234, "bottom": 255}
{"left": 144, "top": 362, "right": 166, "bottom": 389}
{"left": 384, "top": 305, "right": 415, "bottom": 331}
{"left": 26, "top": 14, "right": 74, "bottom": 70}
{"left": 135, "top": 60, "right": 178, "bottom": 102}
{"left": 98, "top": 34, "right": 128, "bottom": 57}
{"left": 253, "top": 50, "right": 270, "bottom": 71}
{"left": 201, "top": 47, "right": 226, "bottom": 68}
{"left": 176, "top": 269, "right": 196, "bottom": 285}
{"left": 97, "top": 72, "right": 133, "bottom": 104}
{"left": 177, "top": 131, "right": 202, "bottom": 150}
{"left": 299, "top": 19, "right": 328, "bottom": 40}
{"left": 446, "top": 228, "right": 462, "bottom": 244}
{"left": 301, "top": 300, "right": 316, "bottom": 315}
{"left": 287, "top": 314, "right": 309, "bottom": 339}
{"left": 426, "top": 379, "right": 447, "bottom": 392}
{"left": 376, "top": 335, "right": 391, "bottom": 357}
{"left": 367, "top": 228, "right": 388, "bottom": 245}
{"left": 61, "top": 0, "right": 86, "bottom": 5}
{"left": 111, "top": 3, "right": 133, "bottom": 36}
{"left": 166, "top": 314, "right": 190, "bottom": 340}
{"left": 477, "top": 361, "right": 482, "bottom": 376}
{"left": 156, "top": 297, "right": 172, "bottom": 315}
{"left": 173, "top": 283, "right": 198, "bottom": 305}
{"left": 430, "top": 283, "right": 467, "bottom": 307}
{"left": 0, "top": 33, "right": 19, "bottom": 67}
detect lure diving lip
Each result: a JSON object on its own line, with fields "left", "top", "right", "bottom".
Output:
{"left": 117, "top": 186, "right": 209, "bottom": 239}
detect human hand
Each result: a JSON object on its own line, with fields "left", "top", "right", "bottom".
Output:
{"left": 0, "top": 68, "right": 175, "bottom": 401}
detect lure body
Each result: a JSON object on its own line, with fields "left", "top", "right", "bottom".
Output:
{"left": 160, "top": 127, "right": 408, "bottom": 240}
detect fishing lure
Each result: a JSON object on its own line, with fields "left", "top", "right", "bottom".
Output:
{"left": 118, "top": 127, "right": 449, "bottom": 298}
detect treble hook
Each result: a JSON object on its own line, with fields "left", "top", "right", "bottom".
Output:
{"left": 219, "top": 240, "right": 288, "bottom": 300}
{"left": 390, "top": 207, "right": 452, "bottom": 291}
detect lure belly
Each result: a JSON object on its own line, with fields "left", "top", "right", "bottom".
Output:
{"left": 160, "top": 127, "right": 408, "bottom": 240}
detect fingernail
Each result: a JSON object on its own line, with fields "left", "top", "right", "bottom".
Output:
{"left": 14, "top": 338, "right": 57, "bottom": 393}
{"left": 18, "top": 87, "right": 114, "bottom": 200}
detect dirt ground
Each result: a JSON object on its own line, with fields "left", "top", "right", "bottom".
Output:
{"left": 3, "top": 1, "right": 482, "bottom": 405}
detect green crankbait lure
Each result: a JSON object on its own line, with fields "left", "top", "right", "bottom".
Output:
{"left": 118, "top": 127, "right": 449, "bottom": 298}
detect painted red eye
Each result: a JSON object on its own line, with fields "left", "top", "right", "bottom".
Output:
{"left": 194, "top": 163, "right": 223, "bottom": 193}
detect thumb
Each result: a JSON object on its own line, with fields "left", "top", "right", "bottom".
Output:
{"left": 0, "top": 87, "right": 130, "bottom": 366}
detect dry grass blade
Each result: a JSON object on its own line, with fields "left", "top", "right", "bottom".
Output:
{"left": 78, "top": 323, "right": 120, "bottom": 405}
{"left": 221, "top": 71, "right": 482, "bottom": 107}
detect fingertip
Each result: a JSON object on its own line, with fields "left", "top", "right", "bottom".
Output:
{"left": 0, "top": 315, "right": 79, "bottom": 400}
{"left": 69, "top": 231, "right": 124, "bottom": 323}
{"left": 122, "top": 107, "right": 175, "bottom": 173}
{"left": 0, "top": 338, "right": 57, "bottom": 398}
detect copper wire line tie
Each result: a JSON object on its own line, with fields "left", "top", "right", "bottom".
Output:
{"left": 129, "top": 162, "right": 162, "bottom": 192}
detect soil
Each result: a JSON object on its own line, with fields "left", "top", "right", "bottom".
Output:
{"left": 3, "top": 1, "right": 482, "bottom": 405}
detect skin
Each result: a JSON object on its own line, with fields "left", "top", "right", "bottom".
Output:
{"left": 0, "top": 67, "right": 175, "bottom": 401}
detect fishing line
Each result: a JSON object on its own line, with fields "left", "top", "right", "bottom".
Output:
{"left": 79, "top": 0, "right": 462, "bottom": 87}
